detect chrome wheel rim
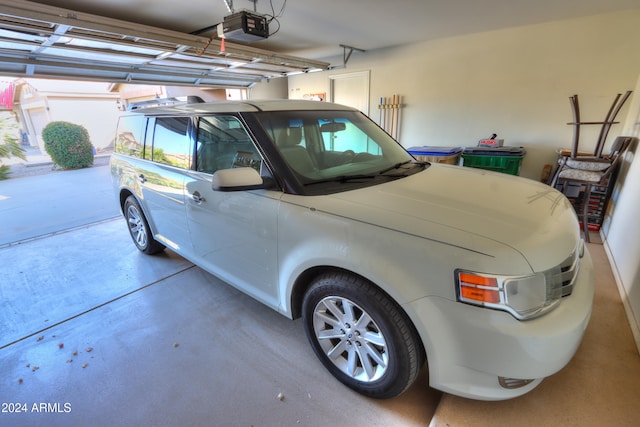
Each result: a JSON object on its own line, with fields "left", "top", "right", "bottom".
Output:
{"left": 126, "top": 204, "right": 147, "bottom": 248}
{"left": 313, "top": 296, "right": 388, "bottom": 382}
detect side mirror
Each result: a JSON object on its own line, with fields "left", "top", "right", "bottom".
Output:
{"left": 212, "top": 167, "right": 265, "bottom": 191}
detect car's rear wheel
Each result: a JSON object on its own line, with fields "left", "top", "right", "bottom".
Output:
{"left": 302, "top": 272, "right": 424, "bottom": 399}
{"left": 123, "top": 195, "right": 165, "bottom": 254}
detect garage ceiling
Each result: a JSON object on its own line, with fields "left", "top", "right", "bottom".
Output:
{"left": 0, "top": 0, "right": 638, "bottom": 88}
{"left": 0, "top": 0, "right": 330, "bottom": 88}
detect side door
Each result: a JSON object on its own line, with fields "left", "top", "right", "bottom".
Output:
{"left": 184, "top": 115, "right": 281, "bottom": 309}
{"left": 136, "top": 116, "right": 192, "bottom": 252}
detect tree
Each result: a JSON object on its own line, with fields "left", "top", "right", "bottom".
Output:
{"left": 0, "top": 112, "right": 26, "bottom": 180}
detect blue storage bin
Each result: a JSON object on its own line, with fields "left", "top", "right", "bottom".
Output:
{"left": 407, "top": 146, "right": 463, "bottom": 164}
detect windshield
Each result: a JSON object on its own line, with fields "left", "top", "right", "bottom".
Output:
{"left": 255, "top": 109, "right": 423, "bottom": 191}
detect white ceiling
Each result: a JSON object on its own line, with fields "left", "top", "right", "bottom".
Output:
{"left": 25, "top": 0, "right": 640, "bottom": 60}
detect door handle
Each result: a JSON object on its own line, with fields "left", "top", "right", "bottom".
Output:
{"left": 190, "top": 192, "right": 205, "bottom": 204}
{"left": 137, "top": 174, "right": 146, "bottom": 183}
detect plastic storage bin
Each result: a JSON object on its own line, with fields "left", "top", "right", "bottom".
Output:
{"left": 461, "top": 147, "right": 526, "bottom": 176}
{"left": 407, "top": 146, "right": 462, "bottom": 165}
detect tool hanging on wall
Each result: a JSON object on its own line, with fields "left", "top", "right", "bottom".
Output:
{"left": 378, "top": 95, "right": 403, "bottom": 141}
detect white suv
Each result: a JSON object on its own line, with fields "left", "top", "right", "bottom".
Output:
{"left": 110, "top": 99, "right": 594, "bottom": 400}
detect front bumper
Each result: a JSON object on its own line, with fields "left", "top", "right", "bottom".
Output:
{"left": 406, "top": 247, "right": 594, "bottom": 400}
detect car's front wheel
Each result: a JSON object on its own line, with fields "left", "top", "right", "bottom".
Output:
{"left": 123, "top": 195, "right": 165, "bottom": 255}
{"left": 302, "top": 272, "right": 424, "bottom": 399}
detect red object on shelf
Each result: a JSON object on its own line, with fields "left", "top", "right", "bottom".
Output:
{"left": 579, "top": 222, "right": 601, "bottom": 231}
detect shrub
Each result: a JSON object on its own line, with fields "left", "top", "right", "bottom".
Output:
{"left": 42, "top": 121, "right": 94, "bottom": 169}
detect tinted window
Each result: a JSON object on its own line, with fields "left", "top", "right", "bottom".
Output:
{"left": 152, "top": 117, "right": 191, "bottom": 169}
{"left": 196, "top": 116, "right": 262, "bottom": 174}
{"left": 115, "top": 115, "right": 146, "bottom": 158}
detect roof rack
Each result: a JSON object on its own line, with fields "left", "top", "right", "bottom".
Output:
{"left": 127, "top": 96, "right": 205, "bottom": 110}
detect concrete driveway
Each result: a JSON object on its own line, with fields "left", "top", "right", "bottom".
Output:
{"left": 0, "top": 156, "right": 119, "bottom": 246}
{"left": 0, "top": 163, "right": 440, "bottom": 426}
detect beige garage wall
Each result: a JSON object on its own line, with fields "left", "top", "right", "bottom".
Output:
{"left": 604, "top": 74, "right": 640, "bottom": 351}
{"left": 250, "top": 76, "right": 288, "bottom": 99}
{"left": 288, "top": 10, "right": 640, "bottom": 181}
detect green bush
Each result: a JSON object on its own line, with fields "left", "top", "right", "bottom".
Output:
{"left": 42, "top": 121, "right": 94, "bottom": 169}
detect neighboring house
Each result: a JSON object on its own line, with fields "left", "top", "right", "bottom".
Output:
{"left": 112, "top": 83, "right": 239, "bottom": 110}
{"left": 3, "top": 77, "right": 245, "bottom": 155}
{"left": 10, "top": 78, "right": 121, "bottom": 153}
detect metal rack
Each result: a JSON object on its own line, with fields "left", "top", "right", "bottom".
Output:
{"left": 566, "top": 91, "right": 632, "bottom": 158}
{"left": 549, "top": 91, "right": 633, "bottom": 242}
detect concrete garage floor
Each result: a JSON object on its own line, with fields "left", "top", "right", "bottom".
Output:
{"left": 1, "top": 161, "right": 639, "bottom": 426}
{"left": 0, "top": 219, "right": 439, "bottom": 426}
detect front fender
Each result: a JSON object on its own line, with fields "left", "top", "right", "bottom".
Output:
{"left": 276, "top": 197, "right": 530, "bottom": 319}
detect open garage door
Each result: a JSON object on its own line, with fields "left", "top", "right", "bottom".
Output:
{"left": 0, "top": 0, "right": 329, "bottom": 88}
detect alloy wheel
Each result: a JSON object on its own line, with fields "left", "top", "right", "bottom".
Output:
{"left": 312, "top": 296, "right": 389, "bottom": 382}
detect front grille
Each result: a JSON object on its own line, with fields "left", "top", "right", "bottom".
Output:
{"left": 546, "top": 244, "right": 581, "bottom": 300}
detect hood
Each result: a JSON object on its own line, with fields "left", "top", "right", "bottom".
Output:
{"left": 320, "top": 164, "right": 580, "bottom": 272}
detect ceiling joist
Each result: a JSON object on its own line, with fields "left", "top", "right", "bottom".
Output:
{"left": 0, "top": 0, "right": 330, "bottom": 88}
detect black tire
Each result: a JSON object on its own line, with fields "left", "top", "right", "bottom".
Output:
{"left": 302, "top": 272, "right": 425, "bottom": 399}
{"left": 123, "top": 195, "right": 165, "bottom": 255}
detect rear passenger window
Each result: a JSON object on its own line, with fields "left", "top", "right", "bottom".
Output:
{"left": 152, "top": 117, "right": 191, "bottom": 169}
{"left": 115, "top": 115, "right": 146, "bottom": 158}
{"left": 196, "top": 116, "right": 262, "bottom": 174}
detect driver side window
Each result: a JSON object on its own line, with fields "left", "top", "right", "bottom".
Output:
{"left": 196, "top": 116, "right": 262, "bottom": 175}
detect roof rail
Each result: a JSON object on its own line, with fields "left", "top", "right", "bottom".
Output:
{"left": 127, "top": 96, "right": 205, "bottom": 110}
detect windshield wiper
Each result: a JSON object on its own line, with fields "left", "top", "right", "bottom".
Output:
{"left": 378, "top": 160, "right": 427, "bottom": 176}
{"left": 303, "top": 174, "right": 379, "bottom": 186}
{"left": 378, "top": 160, "right": 413, "bottom": 175}
{"left": 303, "top": 161, "right": 425, "bottom": 187}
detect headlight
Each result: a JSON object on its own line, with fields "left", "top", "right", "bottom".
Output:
{"left": 456, "top": 271, "right": 555, "bottom": 320}
{"left": 455, "top": 242, "right": 582, "bottom": 320}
